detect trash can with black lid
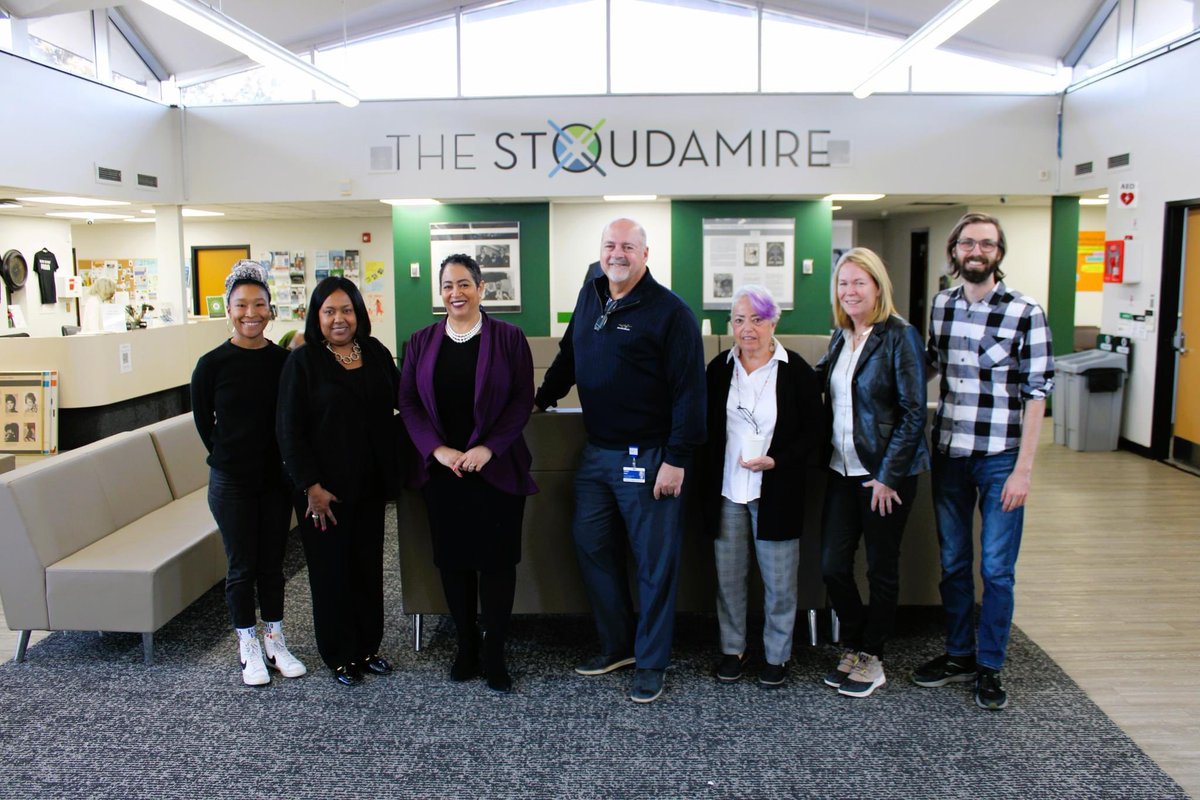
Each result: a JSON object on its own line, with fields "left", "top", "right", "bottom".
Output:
{"left": 1052, "top": 349, "right": 1129, "bottom": 451}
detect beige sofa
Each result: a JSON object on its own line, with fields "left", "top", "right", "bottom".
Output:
{"left": 0, "top": 414, "right": 224, "bottom": 664}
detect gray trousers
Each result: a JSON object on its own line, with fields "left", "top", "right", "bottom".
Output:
{"left": 714, "top": 497, "right": 800, "bottom": 666}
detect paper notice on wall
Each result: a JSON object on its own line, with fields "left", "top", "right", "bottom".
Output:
{"left": 702, "top": 217, "right": 795, "bottom": 310}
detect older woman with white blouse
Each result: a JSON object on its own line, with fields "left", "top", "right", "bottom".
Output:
{"left": 701, "top": 285, "right": 823, "bottom": 688}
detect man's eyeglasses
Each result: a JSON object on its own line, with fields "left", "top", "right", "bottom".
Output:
{"left": 955, "top": 238, "right": 999, "bottom": 253}
{"left": 594, "top": 298, "right": 618, "bottom": 331}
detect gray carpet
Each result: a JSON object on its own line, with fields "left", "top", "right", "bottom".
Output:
{"left": 0, "top": 514, "right": 1187, "bottom": 800}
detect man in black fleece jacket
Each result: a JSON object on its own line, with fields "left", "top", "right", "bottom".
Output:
{"left": 535, "top": 218, "right": 705, "bottom": 704}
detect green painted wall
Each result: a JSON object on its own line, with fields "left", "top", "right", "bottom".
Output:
{"left": 390, "top": 200, "right": 833, "bottom": 346}
{"left": 1048, "top": 196, "right": 1080, "bottom": 357}
{"left": 670, "top": 200, "right": 833, "bottom": 334}
{"left": 391, "top": 203, "right": 551, "bottom": 347}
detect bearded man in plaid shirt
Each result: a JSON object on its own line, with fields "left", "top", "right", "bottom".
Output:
{"left": 912, "top": 212, "right": 1055, "bottom": 711}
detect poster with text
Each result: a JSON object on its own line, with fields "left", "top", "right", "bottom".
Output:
{"left": 0, "top": 371, "right": 58, "bottom": 454}
{"left": 702, "top": 218, "right": 795, "bottom": 310}
{"left": 364, "top": 261, "right": 387, "bottom": 322}
{"left": 429, "top": 221, "right": 521, "bottom": 314}
{"left": 1077, "top": 230, "right": 1106, "bottom": 292}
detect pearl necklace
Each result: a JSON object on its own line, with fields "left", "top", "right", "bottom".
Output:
{"left": 446, "top": 315, "right": 483, "bottom": 343}
{"left": 326, "top": 339, "right": 361, "bottom": 364}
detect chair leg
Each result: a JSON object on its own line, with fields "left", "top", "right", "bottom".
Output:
{"left": 412, "top": 613, "right": 423, "bottom": 652}
{"left": 142, "top": 632, "right": 154, "bottom": 665}
{"left": 807, "top": 609, "right": 818, "bottom": 647}
{"left": 12, "top": 630, "right": 31, "bottom": 663}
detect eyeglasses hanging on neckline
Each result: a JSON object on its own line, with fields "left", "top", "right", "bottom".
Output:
{"left": 734, "top": 405, "right": 761, "bottom": 436}
{"left": 594, "top": 298, "right": 619, "bottom": 331}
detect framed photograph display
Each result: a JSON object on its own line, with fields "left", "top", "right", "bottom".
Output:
{"left": 1, "top": 370, "right": 58, "bottom": 455}
{"left": 429, "top": 221, "right": 521, "bottom": 314}
{"left": 701, "top": 218, "right": 796, "bottom": 310}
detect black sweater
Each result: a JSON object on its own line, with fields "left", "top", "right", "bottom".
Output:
{"left": 276, "top": 338, "right": 402, "bottom": 503}
{"left": 535, "top": 271, "right": 706, "bottom": 465}
{"left": 190, "top": 340, "right": 289, "bottom": 488}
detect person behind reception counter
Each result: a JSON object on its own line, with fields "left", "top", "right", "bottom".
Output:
{"left": 80, "top": 277, "right": 117, "bottom": 333}
{"left": 191, "top": 260, "right": 308, "bottom": 687}
{"left": 277, "top": 276, "right": 401, "bottom": 687}
{"left": 398, "top": 253, "right": 537, "bottom": 695}
{"left": 701, "top": 284, "right": 823, "bottom": 689}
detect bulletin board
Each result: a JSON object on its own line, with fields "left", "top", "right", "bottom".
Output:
{"left": 0, "top": 370, "right": 58, "bottom": 455}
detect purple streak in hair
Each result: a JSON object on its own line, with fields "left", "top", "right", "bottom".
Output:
{"left": 734, "top": 284, "right": 779, "bottom": 322}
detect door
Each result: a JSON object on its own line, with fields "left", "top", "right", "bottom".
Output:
{"left": 192, "top": 245, "right": 250, "bottom": 317}
{"left": 1172, "top": 208, "right": 1200, "bottom": 469}
{"left": 909, "top": 230, "right": 929, "bottom": 337}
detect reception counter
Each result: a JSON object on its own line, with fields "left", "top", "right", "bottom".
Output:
{"left": 1, "top": 319, "right": 229, "bottom": 448}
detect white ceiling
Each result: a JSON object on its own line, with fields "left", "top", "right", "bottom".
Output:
{"left": 2, "top": 0, "right": 1107, "bottom": 80}
{"left": 0, "top": 1, "right": 1110, "bottom": 224}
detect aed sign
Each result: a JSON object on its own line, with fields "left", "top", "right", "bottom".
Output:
{"left": 1116, "top": 181, "right": 1138, "bottom": 208}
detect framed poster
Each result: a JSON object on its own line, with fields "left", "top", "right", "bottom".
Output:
{"left": 1, "top": 370, "right": 58, "bottom": 454}
{"left": 429, "top": 221, "right": 521, "bottom": 314}
{"left": 702, "top": 217, "right": 795, "bottom": 310}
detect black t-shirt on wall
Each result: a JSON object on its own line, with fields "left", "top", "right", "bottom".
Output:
{"left": 33, "top": 249, "right": 58, "bottom": 304}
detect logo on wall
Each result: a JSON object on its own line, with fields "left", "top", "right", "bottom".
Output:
{"left": 548, "top": 119, "right": 607, "bottom": 177}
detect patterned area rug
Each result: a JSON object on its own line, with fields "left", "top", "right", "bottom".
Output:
{"left": 0, "top": 519, "right": 1187, "bottom": 800}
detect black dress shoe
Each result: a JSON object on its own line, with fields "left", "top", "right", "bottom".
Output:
{"left": 485, "top": 667, "right": 513, "bottom": 694}
{"left": 361, "top": 654, "right": 394, "bottom": 675}
{"left": 333, "top": 664, "right": 363, "bottom": 686}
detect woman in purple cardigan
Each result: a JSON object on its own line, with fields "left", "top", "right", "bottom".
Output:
{"left": 398, "top": 253, "right": 537, "bottom": 694}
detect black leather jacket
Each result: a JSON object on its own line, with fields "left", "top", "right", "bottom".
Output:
{"left": 815, "top": 315, "right": 931, "bottom": 488}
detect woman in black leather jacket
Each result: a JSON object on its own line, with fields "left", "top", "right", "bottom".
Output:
{"left": 815, "top": 247, "right": 930, "bottom": 699}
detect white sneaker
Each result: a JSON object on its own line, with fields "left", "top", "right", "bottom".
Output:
{"left": 263, "top": 630, "right": 308, "bottom": 678}
{"left": 239, "top": 636, "right": 270, "bottom": 686}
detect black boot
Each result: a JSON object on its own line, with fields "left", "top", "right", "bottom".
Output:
{"left": 483, "top": 633, "right": 511, "bottom": 694}
{"left": 450, "top": 632, "right": 480, "bottom": 682}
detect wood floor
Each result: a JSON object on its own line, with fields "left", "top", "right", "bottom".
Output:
{"left": 2, "top": 433, "right": 1198, "bottom": 796}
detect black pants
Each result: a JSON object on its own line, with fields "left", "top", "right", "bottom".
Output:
{"left": 297, "top": 495, "right": 386, "bottom": 670}
{"left": 208, "top": 467, "right": 291, "bottom": 629}
{"left": 439, "top": 567, "right": 517, "bottom": 657}
{"left": 820, "top": 471, "right": 919, "bottom": 657}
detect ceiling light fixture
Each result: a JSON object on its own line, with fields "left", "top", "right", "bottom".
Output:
{"left": 46, "top": 212, "right": 135, "bottom": 221}
{"left": 852, "top": 0, "right": 1004, "bottom": 100}
{"left": 380, "top": 199, "right": 442, "bottom": 206}
{"left": 822, "top": 194, "right": 886, "bottom": 202}
{"left": 138, "top": 0, "right": 359, "bottom": 108}
{"left": 830, "top": 205, "right": 844, "bottom": 211}
{"left": 1079, "top": 198, "right": 1109, "bottom": 206}
{"left": 17, "top": 196, "right": 130, "bottom": 207}
{"left": 0, "top": 199, "right": 22, "bottom": 209}
{"left": 602, "top": 195, "right": 659, "bottom": 202}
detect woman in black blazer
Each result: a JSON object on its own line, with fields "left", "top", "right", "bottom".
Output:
{"left": 277, "top": 277, "right": 402, "bottom": 686}
{"left": 702, "top": 285, "right": 823, "bottom": 688}
{"left": 816, "top": 248, "right": 930, "bottom": 699}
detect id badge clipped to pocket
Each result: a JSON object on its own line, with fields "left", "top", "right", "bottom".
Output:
{"left": 622, "top": 445, "right": 646, "bottom": 484}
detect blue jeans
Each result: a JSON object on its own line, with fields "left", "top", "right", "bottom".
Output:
{"left": 931, "top": 449, "right": 1024, "bottom": 671}
{"left": 572, "top": 443, "right": 684, "bottom": 670}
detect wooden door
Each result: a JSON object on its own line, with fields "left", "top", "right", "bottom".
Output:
{"left": 192, "top": 246, "right": 250, "bottom": 316}
{"left": 1174, "top": 210, "right": 1200, "bottom": 448}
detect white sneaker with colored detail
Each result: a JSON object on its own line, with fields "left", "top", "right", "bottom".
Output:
{"left": 263, "top": 630, "right": 307, "bottom": 678}
{"left": 239, "top": 636, "right": 270, "bottom": 686}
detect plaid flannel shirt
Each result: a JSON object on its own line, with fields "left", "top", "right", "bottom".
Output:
{"left": 927, "top": 281, "right": 1055, "bottom": 458}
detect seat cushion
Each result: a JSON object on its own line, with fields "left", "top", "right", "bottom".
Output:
{"left": 45, "top": 490, "right": 224, "bottom": 632}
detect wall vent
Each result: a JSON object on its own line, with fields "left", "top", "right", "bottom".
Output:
{"left": 1074, "top": 161, "right": 1094, "bottom": 177}
{"left": 95, "top": 164, "right": 123, "bottom": 184}
{"left": 137, "top": 173, "right": 159, "bottom": 189}
{"left": 1108, "top": 153, "right": 1131, "bottom": 170}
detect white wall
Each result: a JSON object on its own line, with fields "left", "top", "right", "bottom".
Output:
{"left": 0, "top": 217, "right": 79, "bottom": 337}
{"left": 0, "top": 53, "right": 179, "bottom": 202}
{"left": 1061, "top": 40, "right": 1200, "bottom": 447}
{"left": 72, "top": 217, "right": 398, "bottom": 354}
{"left": 177, "top": 93, "right": 1060, "bottom": 203}
{"left": 879, "top": 207, "right": 967, "bottom": 320}
{"left": 547, "top": 202, "right": 673, "bottom": 337}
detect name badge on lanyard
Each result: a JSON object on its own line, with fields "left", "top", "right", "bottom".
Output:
{"left": 622, "top": 445, "right": 646, "bottom": 484}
